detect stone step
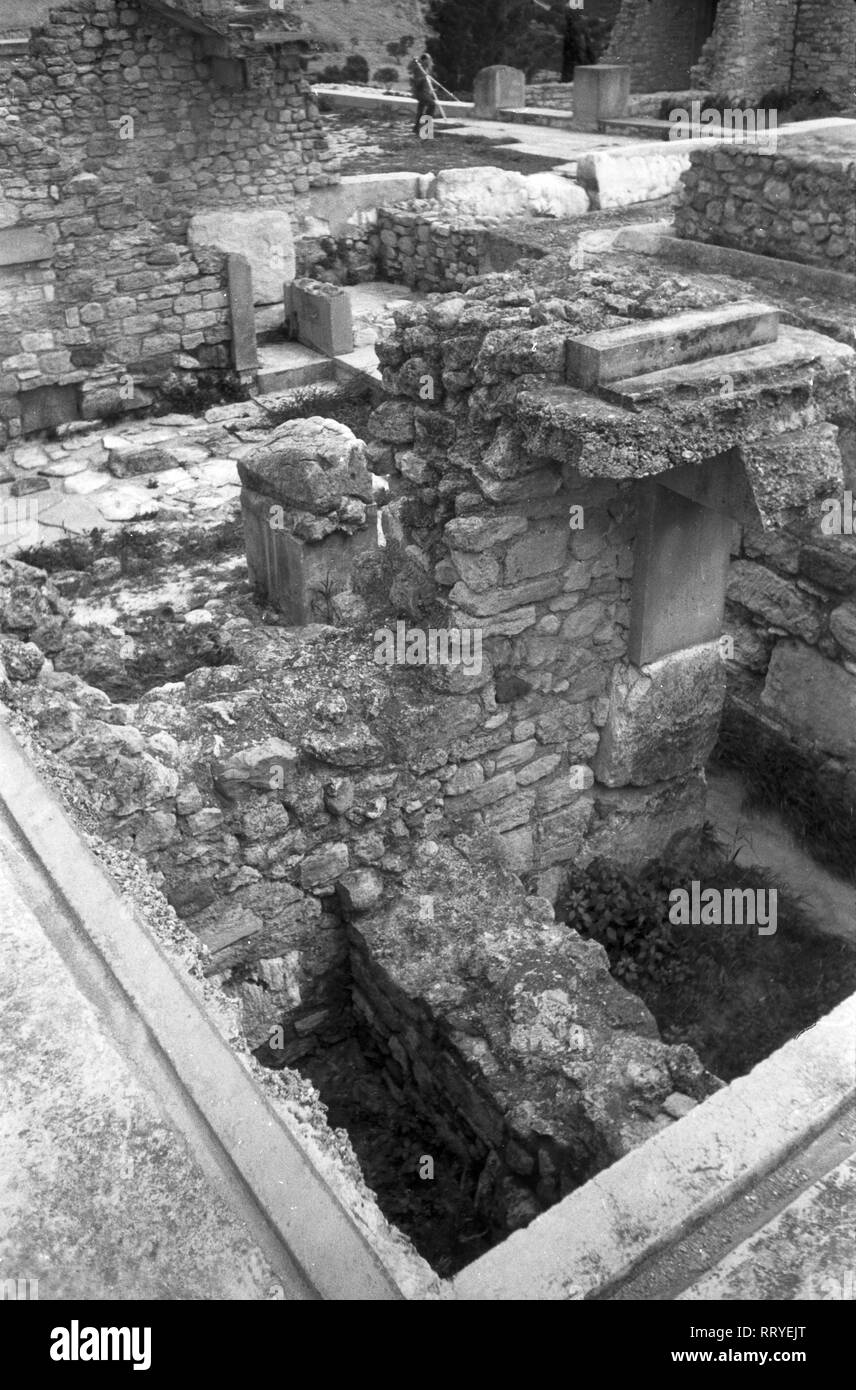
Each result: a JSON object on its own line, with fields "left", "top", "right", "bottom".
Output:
{"left": 566, "top": 301, "right": 781, "bottom": 389}
{"left": 254, "top": 341, "right": 336, "bottom": 394}
{"left": 601, "top": 326, "right": 854, "bottom": 406}
{"left": 497, "top": 106, "right": 576, "bottom": 128}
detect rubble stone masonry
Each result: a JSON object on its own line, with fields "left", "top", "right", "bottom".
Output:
{"left": 0, "top": 0, "right": 338, "bottom": 446}
{"left": 675, "top": 142, "right": 856, "bottom": 275}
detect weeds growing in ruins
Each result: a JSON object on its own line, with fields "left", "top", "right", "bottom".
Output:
{"left": 557, "top": 831, "right": 856, "bottom": 1081}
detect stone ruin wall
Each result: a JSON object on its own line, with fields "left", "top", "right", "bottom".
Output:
{"left": 692, "top": 0, "right": 856, "bottom": 102}
{"left": 0, "top": 263, "right": 750, "bottom": 1233}
{"left": 296, "top": 204, "right": 499, "bottom": 293}
{"left": 0, "top": 542, "right": 719, "bottom": 1235}
{"left": 296, "top": 202, "right": 548, "bottom": 294}
{"left": 605, "top": 0, "right": 718, "bottom": 92}
{"left": 723, "top": 431, "right": 856, "bottom": 809}
{"left": 675, "top": 144, "right": 856, "bottom": 275}
{"left": 525, "top": 82, "right": 575, "bottom": 110}
{"left": 0, "top": 0, "right": 338, "bottom": 446}
{"left": 606, "top": 0, "right": 856, "bottom": 102}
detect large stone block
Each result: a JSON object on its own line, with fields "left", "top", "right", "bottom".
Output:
{"left": 238, "top": 418, "right": 373, "bottom": 514}
{"left": 434, "top": 167, "right": 588, "bottom": 220}
{"left": 761, "top": 641, "right": 856, "bottom": 760}
{"left": 240, "top": 485, "right": 376, "bottom": 624}
{"left": 472, "top": 65, "right": 525, "bottom": 117}
{"left": 188, "top": 209, "right": 295, "bottom": 305}
{"left": 572, "top": 65, "right": 630, "bottom": 133}
{"left": 227, "top": 253, "right": 258, "bottom": 371}
{"left": 285, "top": 278, "right": 354, "bottom": 357}
{"left": 585, "top": 775, "right": 707, "bottom": 870}
{"left": 593, "top": 643, "right": 726, "bottom": 788}
{"left": 0, "top": 227, "right": 53, "bottom": 266}
{"left": 566, "top": 302, "right": 780, "bottom": 389}
{"left": 578, "top": 144, "right": 692, "bottom": 210}
{"left": 629, "top": 483, "right": 735, "bottom": 667}
{"left": 727, "top": 560, "right": 822, "bottom": 644}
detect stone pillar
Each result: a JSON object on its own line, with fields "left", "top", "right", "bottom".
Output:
{"left": 238, "top": 418, "right": 376, "bottom": 624}
{"left": 472, "top": 65, "right": 525, "bottom": 118}
{"left": 227, "top": 253, "right": 258, "bottom": 371}
{"left": 572, "top": 64, "right": 631, "bottom": 132}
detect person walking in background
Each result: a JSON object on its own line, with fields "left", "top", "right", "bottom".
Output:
{"left": 410, "top": 52, "right": 438, "bottom": 138}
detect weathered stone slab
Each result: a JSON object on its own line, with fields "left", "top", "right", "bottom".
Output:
{"left": 240, "top": 485, "right": 376, "bottom": 624}
{"left": 727, "top": 560, "right": 822, "bottom": 643}
{"left": 566, "top": 302, "right": 780, "bottom": 389}
{"left": 593, "top": 642, "right": 726, "bottom": 788}
{"left": 434, "top": 166, "right": 588, "bottom": 219}
{"left": 601, "top": 328, "right": 853, "bottom": 409}
{"left": 227, "top": 253, "right": 258, "bottom": 371}
{"left": 577, "top": 144, "right": 692, "bottom": 210}
{"left": 19, "top": 385, "right": 79, "bottom": 435}
{"left": 572, "top": 65, "right": 630, "bottom": 133}
{"left": 0, "top": 227, "right": 53, "bottom": 266}
{"left": 188, "top": 208, "right": 295, "bottom": 305}
{"left": 472, "top": 66, "right": 525, "bottom": 118}
{"left": 285, "top": 278, "right": 354, "bottom": 357}
{"left": 761, "top": 642, "right": 856, "bottom": 760}
{"left": 238, "top": 418, "right": 373, "bottom": 513}
{"left": 629, "top": 483, "right": 735, "bottom": 667}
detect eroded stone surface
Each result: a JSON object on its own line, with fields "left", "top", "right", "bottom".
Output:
{"left": 594, "top": 644, "right": 726, "bottom": 788}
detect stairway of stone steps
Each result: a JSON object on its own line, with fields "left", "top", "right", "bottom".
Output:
{"left": 516, "top": 299, "right": 854, "bottom": 493}
{"left": 253, "top": 280, "right": 418, "bottom": 396}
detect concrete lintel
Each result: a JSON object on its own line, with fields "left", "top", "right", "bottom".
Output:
{"left": 453, "top": 994, "right": 856, "bottom": 1300}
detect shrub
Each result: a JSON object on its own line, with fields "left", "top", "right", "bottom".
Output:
{"left": 557, "top": 856, "right": 684, "bottom": 989}
{"left": 758, "top": 85, "right": 846, "bottom": 122}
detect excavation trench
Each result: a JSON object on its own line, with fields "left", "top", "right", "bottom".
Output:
{"left": 7, "top": 515, "right": 856, "bottom": 1278}
{"left": 251, "top": 901, "right": 611, "bottom": 1277}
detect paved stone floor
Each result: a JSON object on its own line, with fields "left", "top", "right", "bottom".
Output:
{"left": 0, "top": 281, "right": 420, "bottom": 561}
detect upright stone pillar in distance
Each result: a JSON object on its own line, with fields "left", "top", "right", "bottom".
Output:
{"left": 572, "top": 65, "right": 631, "bottom": 132}
{"left": 472, "top": 65, "right": 525, "bottom": 118}
{"left": 227, "top": 253, "right": 258, "bottom": 371}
